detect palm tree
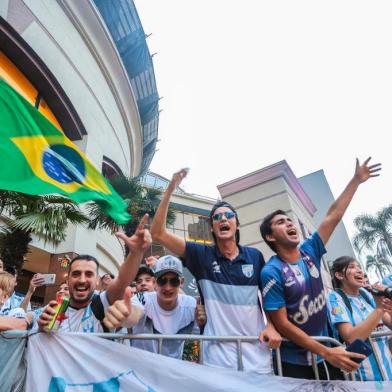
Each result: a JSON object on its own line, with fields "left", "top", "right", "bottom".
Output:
{"left": 0, "top": 190, "right": 88, "bottom": 270}
{"left": 364, "top": 254, "right": 391, "bottom": 281}
{"left": 87, "top": 175, "right": 175, "bottom": 254}
{"left": 352, "top": 205, "right": 392, "bottom": 268}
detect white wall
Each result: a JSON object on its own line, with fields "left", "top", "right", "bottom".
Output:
{"left": 3, "top": 0, "right": 142, "bottom": 274}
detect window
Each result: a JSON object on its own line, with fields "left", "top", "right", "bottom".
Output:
{"left": 102, "top": 157, "right": 123, "bottom": 179}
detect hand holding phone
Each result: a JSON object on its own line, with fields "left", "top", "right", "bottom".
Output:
{"left": 41, "top": 273, "right": 56, "bottom": 285}
{"left": 346, "top": 339, "right": 372, "bottom": 363}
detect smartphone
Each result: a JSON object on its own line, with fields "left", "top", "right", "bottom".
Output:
{"left": 346, "top": 339, "right": 373, "bottom": 363}
{"left": 41, "top": 273, "right": 56, "bottom": 285}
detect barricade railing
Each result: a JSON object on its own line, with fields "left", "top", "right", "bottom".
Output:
{"left": 3, "top": 330, "right": 391, "bottom": 381}
{"left": 367, "top": 330, "right": 392, "bottom": 381}
{"left": 66, "top": 332, "right": 351, "bottom": 380}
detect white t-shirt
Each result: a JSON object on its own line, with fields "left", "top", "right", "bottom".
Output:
{"left": 58, "top": 291, "right": 142, "bottom": 335}
{"left": 132, "top": 292, "right": 196, "bottom": 359}
{"left": 58, "top": 292, "right": 110, "bottom": 333}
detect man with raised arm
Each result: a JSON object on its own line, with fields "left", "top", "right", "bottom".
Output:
{"left": 260, "top": 158, "right": 380, "bottom": 379}
{"left": 37, "top": 215, "right": 149, "bottom": 333}
{"left": 151, "top": 169, "right": 281, "bottom": 373}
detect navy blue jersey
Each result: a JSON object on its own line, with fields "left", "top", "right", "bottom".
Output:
{"left": 184, "top": 242, "right": 271, "bottom": 372}
{"left": 261, "top": 232, "right": 328, "bottom": 365}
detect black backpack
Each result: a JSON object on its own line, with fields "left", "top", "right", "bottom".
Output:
{"left": 90, "top": 294, "right": 110, "bottom": 333}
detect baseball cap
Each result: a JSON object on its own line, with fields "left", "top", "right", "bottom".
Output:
{"left": 154, "top": 255, "right": 183, "bottom": 279}
{"left": 135, "top": 265, "right": 154, "bottom": 280}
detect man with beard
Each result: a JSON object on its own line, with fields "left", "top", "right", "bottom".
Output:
{"left": 150, "top": 169, "right": 281, "bottom": 373}
{"left": 38, "top": 215, "right": 149, "bottom": 333}
{"left": 260, "top": 158, "right": 380, "bottom": 379}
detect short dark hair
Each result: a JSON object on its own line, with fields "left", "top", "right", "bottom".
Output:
{"left": 259, "top": 209, "right": 286, "bottom": 252}
{"left": 101, "top": 273, "right": 114, "bottom": 280}
{"left": 209, "top": 201, "right": 240, "bottom": 244}
{"left": 331, "top": 256, "right": 356, "bottom": 288}
{"left": 135, "top": 265, "right": 154, "bottom": 280}
{"left": 5, "top": 265, "right": 17, "bottom": 276}
{"left": 68, "top": 255, "right": 99, "bottom": 272}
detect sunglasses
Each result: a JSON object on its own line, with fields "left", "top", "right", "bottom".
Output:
{"left": 212, "top": 211, "right": 236, "bottom": 221}
{"left": 156, "top": 276, "right": 181, "bottom": 287}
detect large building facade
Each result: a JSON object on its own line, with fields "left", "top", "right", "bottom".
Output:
{"left": 298, "top": 169, "right": 356, "bottom": 265}
{"left": 1, "top": 0, "right": 159, "bottom": 302}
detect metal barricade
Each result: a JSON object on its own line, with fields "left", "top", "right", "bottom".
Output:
{"left": 275, "top": 336, "right": 354, "bottom": 381}
{"left": 69, "top": 332, "right": 258, "bottom": 371}
{"left": 4, "top": 330, "right": 392, "bottom": 382}
{"left": 368, "top": 330, "right": 392, "bottom": 381}
{"left": 67, "top": 332, "right": 356, "bottom": 380}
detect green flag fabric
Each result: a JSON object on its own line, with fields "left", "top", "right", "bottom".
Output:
{"left": 0, "top": 79, "right": 131, "bottom": 224}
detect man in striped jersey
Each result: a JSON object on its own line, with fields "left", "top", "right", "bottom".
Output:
{"left": 150, "top": 169, "right": 281, "bottom": 373}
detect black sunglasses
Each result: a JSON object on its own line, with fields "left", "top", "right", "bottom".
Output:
{"left": 156, "top": 276, "right": 181, "bottom": 287}
{"left": 212, "top": 211, "right": 236, "bottom": 221}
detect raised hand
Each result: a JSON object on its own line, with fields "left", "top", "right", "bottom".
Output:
{"left": 28, "top": 273, "right": 45, "bottom": 294}
{"left": 115, "top": 214, "right": 152, "bottom": 254}
{"left": 145, "top": 255, "right": 159, "bottom": 269}
{"left": 103, "top": 287, "right": 132, "bottom": 330}
{"left": 168, "top": 168, "right": 189, "bottom": 193}
{"left": 354, "top": 157, "right": 381, "bottom": 184}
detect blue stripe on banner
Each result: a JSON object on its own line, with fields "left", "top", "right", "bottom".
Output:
{"left": 375, "top": 337, "right": 392, "bottom": 380}
{"left": 365, "top": 352, "right": 382, "bottom": 381}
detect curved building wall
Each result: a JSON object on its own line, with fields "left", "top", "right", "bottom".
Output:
{"left": 94, "top": 0, "right": 160, "bottom": 174}
{"left": 0, "top": 0, "right": 156, "bottom": 291}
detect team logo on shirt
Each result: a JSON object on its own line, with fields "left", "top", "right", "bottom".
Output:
{"left": 211, "top": 261, "right": 221, "bottom": 274}
{"left": 303, "top": 254, "right": 320, "bottom": 279}
{"left": 241, "top": 264, "right": 254, "bottom": 278}
{"left": 284, "top": 276, "right": 296, "bottom": 287}
{"left": 291, "top": 290, "right": 326, "bottom": 325}
{"left": 331, "top": 306, "right": 343, "bottom": 316}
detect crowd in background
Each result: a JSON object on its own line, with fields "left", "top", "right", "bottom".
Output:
{"left": 1, "top": 158, "right": 392, "bottom": 382}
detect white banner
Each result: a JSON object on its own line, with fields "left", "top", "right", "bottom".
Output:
{"left": 25, "top": 333, "right": 391, "bottom": 392}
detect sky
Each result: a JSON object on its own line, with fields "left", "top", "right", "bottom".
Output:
{"left": 135, "top": 0, "right": 391, "bottom": 241}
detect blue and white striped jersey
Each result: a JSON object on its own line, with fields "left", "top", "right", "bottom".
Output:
{"left": 327, "top": 289, "right": 392, "bottom": 381}
{"left": 184, "top": 242, "right": 271, "bottom": 373}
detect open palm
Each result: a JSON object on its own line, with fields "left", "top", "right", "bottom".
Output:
{"left": 354, "top": 157, "right": 381, "bottom": 183}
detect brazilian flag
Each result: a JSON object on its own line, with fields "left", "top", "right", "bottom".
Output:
{"left": 0, "top": 79, "right": 131, "bottom": 224}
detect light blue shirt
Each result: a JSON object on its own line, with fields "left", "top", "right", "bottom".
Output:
{"left": 328, "top": 289, "right": 392, "bottom": 381}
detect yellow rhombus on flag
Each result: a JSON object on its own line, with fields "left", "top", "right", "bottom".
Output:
{"left": 0, "top": 78, "right": 131, "bottom": 224}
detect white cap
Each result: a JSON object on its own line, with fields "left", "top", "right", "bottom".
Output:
{"left": 154, "top": 255, "right": 183, "bottom": 278}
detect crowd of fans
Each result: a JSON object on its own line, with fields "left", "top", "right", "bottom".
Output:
{"left": 1, "top": 158, "right": 392, "bottom": 382}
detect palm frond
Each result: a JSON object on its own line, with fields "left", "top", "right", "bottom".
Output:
{"left": 86, "top": 175, "right": 176, "bottom": 237}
